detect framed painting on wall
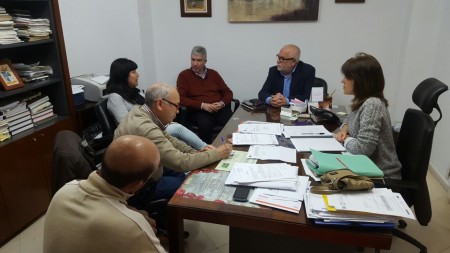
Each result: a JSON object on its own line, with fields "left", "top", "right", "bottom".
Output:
{"left": 180, "top": 0, "right": 212, "bottom": 17}
{"left": 228, "top": 0, "right": 320, "bottom": 22}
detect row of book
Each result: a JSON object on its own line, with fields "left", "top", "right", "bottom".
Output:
{"left": 0, "top": 6, "right": 52, "bottom": 45}
{"left": 0, "top": 92, "right": 56, "bottom": 142}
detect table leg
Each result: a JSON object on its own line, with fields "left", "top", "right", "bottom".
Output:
{"left": 168, "top": 206, "right": 184, "bottom": 253}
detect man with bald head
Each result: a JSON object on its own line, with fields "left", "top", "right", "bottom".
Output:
{"left": 44, "top": 135, "right": 166, "bottom": 253}
{"left": 258, "top": 44, "right": 316, "bottom": 107}
{"left": 115, "top": 82, "right": 232, "bottom": 202}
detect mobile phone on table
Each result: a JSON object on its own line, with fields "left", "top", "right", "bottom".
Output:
{"left": 233, "top": 186, "right": 251, "bottom": 202}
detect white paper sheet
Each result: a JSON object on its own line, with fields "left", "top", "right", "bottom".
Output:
{"left": 283, "top": 125, "right": 333, "bottom": 138}
{"left": 238, "top": 122, "right": 283, "bottom": 135}
{"left": 232, "top": 133, "right": 279, "bottom": 145}
{"left": 291, "top": 138, "right": 346, "bottom": 152}
{"left": 247, "top": 145, "right": 297, "bottom": 163}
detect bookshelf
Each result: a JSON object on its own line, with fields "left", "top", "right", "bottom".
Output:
{"left": 0, "top": 0, "right": 75, "bottom": 244}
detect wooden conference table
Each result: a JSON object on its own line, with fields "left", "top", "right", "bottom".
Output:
{"left": 167, "top": 106, "right": 393, "bottom": 253}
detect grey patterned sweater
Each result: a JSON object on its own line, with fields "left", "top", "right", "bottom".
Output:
{"left": 343, "top": 97, "right": 402, "bottom": 179}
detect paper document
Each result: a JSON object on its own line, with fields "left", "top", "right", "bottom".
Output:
{"left": 301, "top": 159, "right": 321, "bottom": 181}
{"left": 232, "top": 133, "right": 279, "bottom": 145}
{"left": 291, "top": 138, "right": 346, "bottom": 152}
{"left": 232, "top": 163, "right": 297, "bottom": 183}
{"left": 238, "top": 122, "right": 283, "bottom": 135}
{"left": 325, "top": 188, "right": 416, "bottom": 220}
{"left": 215, "top": 150, "right": 257, "bottom": 171}
{"left": 247, "top": 145, "right": 297, "bottom": 163}
{"left": 249, "top": 176, "right": 310, "bottom": 213}
{"left": 283, "top": 125, "right": 333, "bottom": 138}
{"left": 310, "top": 87, "right": 324, "bottom": 102}
{"left": 225, "top": 163, "right": 299, "bottom": 190}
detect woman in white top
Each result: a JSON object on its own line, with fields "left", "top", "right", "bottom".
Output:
{"left": 105, "top": 58, "right": 207, "bottom": 150}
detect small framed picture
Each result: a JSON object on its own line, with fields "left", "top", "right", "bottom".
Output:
{"left": 180, "top": 0, "right": 211, "bottom": 17}
{"left": 0, "top": 60, "right": 24, "bottom": 91}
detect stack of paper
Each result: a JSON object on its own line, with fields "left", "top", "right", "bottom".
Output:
{"left": 247, "top": 145, "right": 297, "bottom": 163}
{"left": 238, "top": 121, "right": 283, "bottom": 135}
{"left": 225, "top": 163, "right": 298, "bottom": 190}
{"left": 249, "top": 176, "right": 310, "bottom": 213}
{"left": 232, "top": 133, "right": 278, "bottom": 145}
{"left": 304, "top": 187, "right": 416, "bottom": 226}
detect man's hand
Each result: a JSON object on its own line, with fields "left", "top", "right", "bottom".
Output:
{"left": 216, "top": 143, "right": 233, "bottom": 159}
{"left": 199, "top": 145, "right": 216, "bottom": 151}
{"left": 202, "top": 102, "right": 222, "bottom": 113}
{"left": 270, "top": 93, "right": 288, "bottom": 107}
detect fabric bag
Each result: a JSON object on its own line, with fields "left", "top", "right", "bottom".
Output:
{"left": 310, "top": 169, "right": 374, "bottom": 194}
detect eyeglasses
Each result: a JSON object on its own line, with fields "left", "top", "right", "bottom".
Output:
{"left": 276, "top": 54, "right": 295, "bottom": 63}
{"left": 162, "top": 98, "right": 180, "bottom": 109}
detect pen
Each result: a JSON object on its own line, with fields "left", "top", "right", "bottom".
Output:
{"left": 301, "top": 133, "right": 325, "bottom": 135}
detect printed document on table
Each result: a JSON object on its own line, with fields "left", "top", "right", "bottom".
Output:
{"left": 238, "top": 122, "right": 283, "bottom": 135}
{"left": 291, "top": 138, "right": 346, "bottom": 152}
{"left": 215, "top": 150, "right": 257, "bottom": 172}
{"left": 247, "top": 145, "right": 297, "bottom": 163}
{"left": 232, "top": 163, "right": 297, "bottom": 183}
{"left": 325, "top": 188, "right": 416, "bottom": 220}
{"left": 249, "top": 176, "right": 309, "bottom": 213}
{"left": 225, "top": 163, "right": 299, "bottom": 191}
{"left": 283, "top": 125, "right": 333, "bottom": 138}
{"left": 232, "top": 133, "right": 279, "bottom": 145}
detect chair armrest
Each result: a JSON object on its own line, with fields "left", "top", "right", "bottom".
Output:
{"left": 232, "top": 98, "right": 240, "bottom": 112}
{"left": 175, "top": 105, "right": 188, "bottom": 126}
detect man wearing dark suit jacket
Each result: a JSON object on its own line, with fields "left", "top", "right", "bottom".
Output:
{"left": 258, "top": 44, "right": 316, "bottom": 107}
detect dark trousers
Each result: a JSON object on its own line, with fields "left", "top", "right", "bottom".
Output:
{"left": 188, "top": 105, "right": 233, "bottom": 143}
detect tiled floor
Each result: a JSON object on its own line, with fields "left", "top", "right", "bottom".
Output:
{"left": 1, "top": 173, "right": 449, "bottom": 253}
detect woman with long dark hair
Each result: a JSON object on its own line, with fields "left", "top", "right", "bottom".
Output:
{"left": 335, "top": 53, "right": 401, "bottom": 179}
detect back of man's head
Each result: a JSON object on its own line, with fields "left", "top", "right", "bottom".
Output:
{"left": 100, "top": 135, "right": 160, "bottom": 189}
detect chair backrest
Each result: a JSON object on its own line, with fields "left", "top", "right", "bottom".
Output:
{"left": 52, "top": 130, "right": 95, "bottom": 196}
{"left": 314, "top": 77, "right": 328, "bottom": 96}
{"left": 94, "top": 98, "right": 117, "bottom": 136}
{"left": 412, "top": 78, "right": 448, "bottom": 125}
{"left": 396, "top": 108, "right": 434, "bottom": 225}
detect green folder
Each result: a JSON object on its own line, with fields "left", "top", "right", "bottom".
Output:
{"left": 308, "top": 149, "right": 384, "bottom": 177}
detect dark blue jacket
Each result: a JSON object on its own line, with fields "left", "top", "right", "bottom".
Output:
{"left": 258, "top": 61, "right": 315, "bottom": 102}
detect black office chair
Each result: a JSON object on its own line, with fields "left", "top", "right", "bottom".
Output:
{"left": 175, "top": 98, "right": 240, "bottom": 141}
{"left": 384, "top": 78, "right": 448, "bottom": 253}
{"left": 94, "top": 98, "right": 117, "bottom": 137}
{"left": 314, "top": 77, "right": 328, "bottom": 96}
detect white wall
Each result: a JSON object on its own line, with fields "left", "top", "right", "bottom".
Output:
{"left": 58, "top": 0, "right": 450, "bottom": 187}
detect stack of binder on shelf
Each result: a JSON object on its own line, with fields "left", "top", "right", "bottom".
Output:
{"left": 26, "top": 94, "right": 55, "bottom": 126}
{"left": 304, "top": 187, "right": 416, "bottom": 227}
{"left": 0, "top": 7, "right": 21, "bottom": 45}
{"left": 4, "top": 101, "right": 33, "bottom": 136}
{"left": 12, "top": 62, "right": 53, "bottom": 83}
{"left": 305, "top": 149, "right": 384, "bottom": 177}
